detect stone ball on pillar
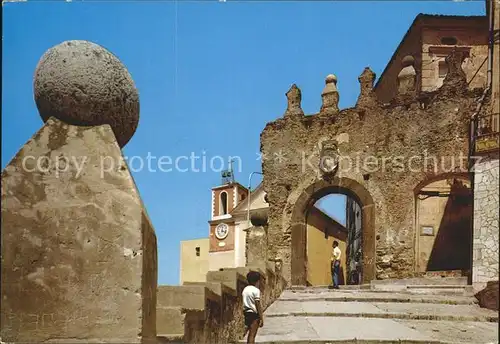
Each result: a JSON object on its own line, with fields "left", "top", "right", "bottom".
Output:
{"left": 401, "top": 55, "right": 415, "bottom": 68}
{"left": 325, "top": 74, "right": 337, "bottom": 85}
{"left": 33, "top": 40, "right": 139, "bottom": 148}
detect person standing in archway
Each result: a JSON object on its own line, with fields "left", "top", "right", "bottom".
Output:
{"left": 330, "top": 240, "right": 341, "bottom": 289}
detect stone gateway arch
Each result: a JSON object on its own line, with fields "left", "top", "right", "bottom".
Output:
{"left": 289, "top": 178, "right": 376, "bottom": 285}
{"left": 258, "top": 52, "right": 485, "bottom": 286}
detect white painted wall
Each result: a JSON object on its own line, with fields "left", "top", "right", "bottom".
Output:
{"left": 208, "top": 251, "right": 235, "bottom": 271}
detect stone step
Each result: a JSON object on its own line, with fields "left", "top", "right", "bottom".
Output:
{"left": 265, "top": 300, "right": 498, "bottom": 322}
{"left": 156, "top": 334, "right": 184, "bottom": 343}
{"left": 370, "top": 276, "right": 468, "bottom": 286}
{"left": 280, "top": 290, "right": 478, "bottom": 305}
{"left": 266, "top": 310, "right": 498, "bottom": 322}
{"left": 241, "top": 316, "right": 499, "bottom": 344}
{"left": 422, "top": 270, "right": 465, "bottom": 278}
{"left": 370, "top": 284, "right": 473, "bottom": 296}
{"left": 290, "top": 284, "right": 372, "bottom": 291}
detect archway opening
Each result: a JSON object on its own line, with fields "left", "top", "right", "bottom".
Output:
{"left": 291, "top": 178, "right": 375, "bottom": 286}
{"left": 305, "top": 194, "right": 363, "bottom": 286}
{"left": 415, "top": 175, "right": 472, "bottom": 277}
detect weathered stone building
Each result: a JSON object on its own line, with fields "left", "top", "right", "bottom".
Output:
{"left": 250, "top": 5, "right": 499, "bottom": 289}
{"left": 375, "top": 14, "right": 489, "bottom": 103}
{"left": 258, "top": 40, "right": 497, "bottom": 287}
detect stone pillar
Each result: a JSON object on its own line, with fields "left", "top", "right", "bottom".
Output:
{"left": 396, "top": 55, "right": 417, "bottom": 96}
{"left": 246, "top": 226, "right": 268, "bottom": 268}
{"left": 320, "top": 74, "right": 339, "bottom": 114}
{"left": 284, "top": 84, "right": 304, "bottom": 118}
{"left": 356, "top": 67, "right": 378, "bottom": 109}
{"left": 1, "top": 40, "right": 157, "bottom": 343}
{"left": 440, "top": 50, "right": 468, "bottom": 95}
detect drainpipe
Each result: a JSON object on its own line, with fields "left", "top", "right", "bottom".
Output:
{"left": 486, "top": 0, "right": 494, "bottom": 89}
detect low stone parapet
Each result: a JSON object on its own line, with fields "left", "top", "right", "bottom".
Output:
{"left": 156, "top": 264, "right": 287, "bottom": 343}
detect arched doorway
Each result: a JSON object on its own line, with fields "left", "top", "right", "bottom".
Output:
{"left": 290, "top": 178, "right": 375, "bottom": 286}
{"left": 414, "top": 174, "right": 472, "bottom": 277}
{"left": 305, "top": 194, "right": 363, "bottom": 286}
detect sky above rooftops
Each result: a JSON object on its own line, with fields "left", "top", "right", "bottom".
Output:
{"left": 2, "top": 0, "right": 485, "bottom": 285}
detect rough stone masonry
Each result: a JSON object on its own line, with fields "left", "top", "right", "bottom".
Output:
{"left": 1, "top": 40, "right": 157, "bottom": 343}
{"left": 259, "top": 51, "right": 492, "bottom": 286}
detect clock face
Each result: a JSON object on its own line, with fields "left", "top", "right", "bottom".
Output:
{"left": 215, "top": 223, "right": 229, "bottom": 240}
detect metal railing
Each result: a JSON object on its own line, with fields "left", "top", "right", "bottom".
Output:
{"left": 471, "top": 112, "right": 499, "bottom": 154}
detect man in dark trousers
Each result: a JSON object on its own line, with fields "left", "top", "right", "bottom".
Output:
{"left": 329, "top": 240, "right": 341, "bottom": 289}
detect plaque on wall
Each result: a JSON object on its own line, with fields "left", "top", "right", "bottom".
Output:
{"left": 420, "top": 226, "right": 434, "bottom": 236}
{"left": 318, "top": 140, "right": 339, "bottom": 177}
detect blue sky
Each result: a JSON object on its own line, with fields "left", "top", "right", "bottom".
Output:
{"left": 2, "top": 0, "right": 485, "bottom": 285}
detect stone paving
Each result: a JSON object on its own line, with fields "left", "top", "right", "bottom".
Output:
{"left": 243, "top": 288, "right": 499, "bottom": 343}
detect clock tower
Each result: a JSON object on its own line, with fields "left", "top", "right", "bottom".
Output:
{"left": 207, "top": 169, "right": 249, "bottom": 270}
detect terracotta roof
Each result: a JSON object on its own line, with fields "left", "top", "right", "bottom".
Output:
{"left": 231, "top": 182, "right": 265, "bottom": 214}
{"left": 211, "top": 181, "right": 248, "bottom": 191}
{"left": 374, "top": 13, "right": 487, "bottom": 90}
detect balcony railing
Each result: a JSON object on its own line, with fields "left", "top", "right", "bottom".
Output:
{"left": 471, "top": 112, "right": 499, "bottom": 154}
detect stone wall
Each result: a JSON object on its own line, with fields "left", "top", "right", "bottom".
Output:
{"left": 246, "top": 226, "right": 268, "bottom": 267}
{"left": 259, "top": 51, "right": 488, "bottom": 286}
{"left": 473, "top": 156, "right": 499, "bottom": 283}
{"left": 156, "top": 263, "right": 287, "bottom": 343}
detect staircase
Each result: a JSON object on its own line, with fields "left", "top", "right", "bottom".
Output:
{"left": 243, "top": 278, "right": 499, "bottom": 344}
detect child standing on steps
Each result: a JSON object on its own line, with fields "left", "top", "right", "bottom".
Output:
{"left": 242, "top": 271, "right": 264, "bottom": 344}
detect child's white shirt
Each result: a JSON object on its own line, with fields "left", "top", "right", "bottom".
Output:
{"left": 242, "top": 285, "right": 261, "bottom": 313}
